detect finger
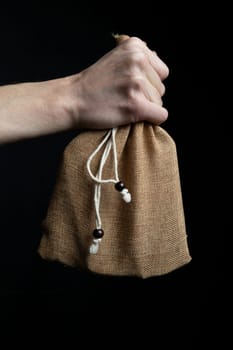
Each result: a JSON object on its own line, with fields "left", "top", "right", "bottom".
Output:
{"left": 143, "top": 62, "right": 166, "bottom": 96}
{"left": 139, "top": 100, "right": 168, "bottom": 125}
{"left": 113, "top": 34, "right": 169, "bottom": 81}
{"left": 114, "top": 36, "right": 166, "bottom": 95}
{"left": 137, "top": 97, "right": 168, "bottom": 125}
{"left": 141, "top": 77, "right": 163, "bottom": 106}
{"left": 138, "top": 42, "right": 169, "bottom": 81}
{"left": 148, "top": 49, "right": 169, "bottom": 81}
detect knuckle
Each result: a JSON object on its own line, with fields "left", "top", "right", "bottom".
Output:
{"left": 127, "top": 36, "right": 145, "bottom": 48}
{"left": 128, "top": 51, "right": 147, "bottom": 68}
{"left": 121, "top": 91, "right": 141, "bottom": 120}
{"left": 128, "top": 76, "right": 143, "bottom": 92}
{"left": 120, "top": 76, "right": 144, "bottom": 97}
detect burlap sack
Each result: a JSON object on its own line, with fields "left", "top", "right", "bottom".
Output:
{"left": 38, "top": 122, "right": 191, "bottom": 278}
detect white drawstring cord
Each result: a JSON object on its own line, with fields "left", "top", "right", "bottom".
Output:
{"left": 86, "top": 127, "right": 131, "bottom": 254}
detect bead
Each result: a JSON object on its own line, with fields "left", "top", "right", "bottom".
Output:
{"left": 93, "top": 228, "right": 104, "bottom": 239}
{"left": 121, "top": 189, "right": 131, "bottom": 203}
{"left": 89, "top": 238, "right": 101, "bottom": 254}
{"left": 115, "top": 181, "right": 125, "bottom": 192}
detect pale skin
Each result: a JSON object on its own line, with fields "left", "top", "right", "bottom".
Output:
{"left": 0, "top": 36, "right": 169, "bottom": 144}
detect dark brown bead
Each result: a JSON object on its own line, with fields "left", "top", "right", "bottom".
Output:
{"left": 93, "top": 228, "right": 104, "bottom": 239}
{"left": 115, "top": 181, "right": 125, "bottom": 192}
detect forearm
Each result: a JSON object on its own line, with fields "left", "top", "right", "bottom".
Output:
{"left": 0, "top": 77, "right": 76, "bottom": 144}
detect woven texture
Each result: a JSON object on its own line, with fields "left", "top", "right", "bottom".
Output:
{"left": 38, "top": 123, "right": 191, "bottom": 278}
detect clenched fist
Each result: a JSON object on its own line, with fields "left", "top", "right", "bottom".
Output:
{"left": 67, "top": 35, "right": 169, "bottom": 129}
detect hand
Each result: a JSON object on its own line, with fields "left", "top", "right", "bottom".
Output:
{"left": 0, "top": 35, "right": 169, "bottom": 144}
{"left": 66, "top": 35, "right": 169, "bottom": 129}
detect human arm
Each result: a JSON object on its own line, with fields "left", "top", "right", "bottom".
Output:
{"left": 0, "top": 36, "right": 169, "bottom": 144}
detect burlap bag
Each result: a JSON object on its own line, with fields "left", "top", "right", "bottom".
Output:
{"left": 38, "top": 122, "right": 191, "bottom": 278}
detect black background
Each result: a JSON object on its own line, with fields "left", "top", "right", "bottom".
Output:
{"left": 0, "top": 1, "right": 228, "bottom": 348}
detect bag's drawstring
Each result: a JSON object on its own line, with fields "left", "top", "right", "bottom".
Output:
{"left": 86, "top": 127, "right": 131, "bottom": 254}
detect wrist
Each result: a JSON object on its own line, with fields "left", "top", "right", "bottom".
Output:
{"left": 41, "top": 75, "right": 81, "bottom": 133}
{"left": 0, "top": 75, "right": 82, "bottom": 144}
{"left": 57, "top": 73, "right": 83, "bottom": 130}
